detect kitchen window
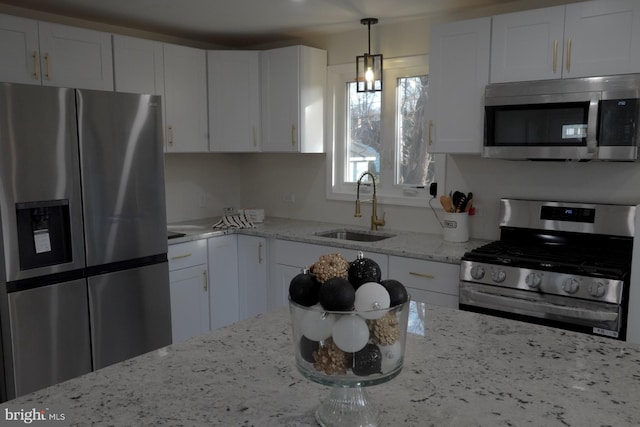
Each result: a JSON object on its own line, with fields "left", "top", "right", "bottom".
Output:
{"left": 327, "top": 55, "right": 445, "bottom": 206}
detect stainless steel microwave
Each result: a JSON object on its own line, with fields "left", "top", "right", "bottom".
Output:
{"left": 483, "top": 74, "right": 640, "bottom": 161}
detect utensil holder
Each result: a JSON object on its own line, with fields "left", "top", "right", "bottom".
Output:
{"left": 443, "top": 212, "right": 469, "bottom": 243}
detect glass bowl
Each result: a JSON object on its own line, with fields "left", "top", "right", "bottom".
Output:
{"left": 289, "top": 298, "right": 410, "bottom": 426}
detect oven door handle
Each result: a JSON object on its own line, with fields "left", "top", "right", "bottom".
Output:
{"left": 460, "top": 284, "right": 619, "bottom": 323}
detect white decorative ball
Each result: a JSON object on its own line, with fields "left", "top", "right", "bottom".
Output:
{"left": 331, "top": 315, "right": 369, "bottom": 353}
{"left": 378, "top": 341, "right": 403, "bottom": 373}
{"left": 354, "top": 282, "right": 391, "bottom": 319}
{"left": 300, "top": 305, "right": 336, "bottom": 341}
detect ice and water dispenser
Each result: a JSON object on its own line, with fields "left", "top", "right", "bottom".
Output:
{"left": 15, "top": 200, "right": 73, "bottom": 271}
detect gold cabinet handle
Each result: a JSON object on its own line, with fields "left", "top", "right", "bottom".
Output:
{"left": 168, "top": 125, "right": 174, "bottom": 146}
{"left": 291, "top": 125, "right": 296, "bottom": 147}
{"left": 170, "top": 253, "right": 192, "bottom": 260}
{"left": 552, "top": 40, "right": 558, "bottom": 74}
{"left": 258, "top": 241, "right": 263, "bottom": 264}
{"left": 44, "top": 53, "right": 50, "bottom": 80}
{"left": 203, "top": 270, "right": 208, "bottom": 292}
{"left": 252, "top": 127, "right": 257, "bottom": 147}
{"left": 428, "top": 120, "right": 434, "bottom": 146}
{"left": 566, "top": 38, "right": 572, "bottom": 73}
{"left": 32, "top": 51, "right": 39, "bottom": 80}
{"left": 409, "top": 271, "right": 435, "bottom": 279}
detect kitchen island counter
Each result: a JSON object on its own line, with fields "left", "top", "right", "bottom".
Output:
{"left": 3, "top": 304, "right": 639, "bottom": 426}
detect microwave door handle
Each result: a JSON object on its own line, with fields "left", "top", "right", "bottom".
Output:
{"left": 586, "top": 95, "right": 599, "bottom": 156}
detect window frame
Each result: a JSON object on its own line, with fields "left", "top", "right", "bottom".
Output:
{"left": 326, "top": 55, "right": 446, "bottom": 207}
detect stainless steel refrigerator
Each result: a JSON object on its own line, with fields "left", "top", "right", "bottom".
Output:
{"left": 0, "top": 83, "right": 171, "bottom": 401}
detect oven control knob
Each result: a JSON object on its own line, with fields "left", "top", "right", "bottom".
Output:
{"left": 525, "top": 273, "right": 542, "bottom": 289}
{"left": 589, "top": 281, "right": 606, "bottom": 298}
{"left": 470, "top": 265, "right": 485, "bottom": 280}
{"left": 491, "top": 269, "right": 506, "bottom": 283}
{"left": 562, "top": 278, "right": 580, "bottom": 294}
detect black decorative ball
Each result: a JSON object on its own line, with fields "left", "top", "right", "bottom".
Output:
{"left": 380, "top": 279, "right": 409, "bottom": 306}
{"left": 352, "top": 343, "right": 383, "bottom": 376}
{"left": 319, "top": 277, "right": 355, "bottom": 311}
{"left": 289, "top": 271, "right": 321, "bottom": 306}
{"left": 299, "top": 336, "right": 319, "bottom": 363}
{"left": 348, "top": 256, "right": 382, "bottom": 289}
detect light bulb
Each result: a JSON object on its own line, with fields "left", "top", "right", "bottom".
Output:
{"left": 365, "top": 67, "right": 374, "bottom": 83}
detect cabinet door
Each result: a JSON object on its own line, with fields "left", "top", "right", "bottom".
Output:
{"left": 169, "top": 264, "right": 209, "bottom": 344}
{"left": 37, "top": 22, "right": 113, "bottom": 91}
{"left": 163, "top": 43, "right": 208, "bottom": 152}
{"left": 208, "top": 51, "right": 260, "bottom": 152}
{"left": 427, "top": 17, "right": 491, "bottom": 154}
{"left": 564, "top": 0, "right": 640, "bottom": 78}
{"left": 0, "top": 14, "right": 40, "bottom": 85}
{"left": 261, "top": 46, "right": 299, "bottom": 152}
{"left": 113, "top": 35, "right": 164, "bottom": 96}
{"left": 237, "top": 235, "right": 268, "bottom": 319}
{"left": 388, "top": 256, "right": 460, "bottom": 309}
{"left": 491, "top": 6, "right": 566, "bottom": 83}
{"left": 208, "top": 235, "right": 240, "bottom": 330}
{"left": 271, "top": 263, "right": 301, "bottom": 311}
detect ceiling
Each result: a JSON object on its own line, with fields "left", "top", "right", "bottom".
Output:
{"left": 0, "top": 0, "right": 518, "bottom": 46}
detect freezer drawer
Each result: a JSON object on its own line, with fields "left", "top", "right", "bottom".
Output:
{"left": 88, "top": 262, "right": 171, "bottom": 370}
{"left": 8, "top": 279, "right": 92, "bottom": 398}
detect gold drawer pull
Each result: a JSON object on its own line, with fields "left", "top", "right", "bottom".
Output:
{"left": 170, "top": 253, "right": 192, "bottom": 260}
{"left": 409, "top": 271, "right": 435, "bottom": 279}
{"left": 44, "top": 53, "right": 51, "bottom": 80}
{"left": 32, "top": 51, "right": 39, "bottom": 79}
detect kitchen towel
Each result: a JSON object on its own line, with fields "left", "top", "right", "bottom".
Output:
{"left": 212, "top": 214, "right": 255, "bottom": 230}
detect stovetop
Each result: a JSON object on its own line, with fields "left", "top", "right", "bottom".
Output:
{"left": 464, "top": 239, "right": 631, "bottom": 279}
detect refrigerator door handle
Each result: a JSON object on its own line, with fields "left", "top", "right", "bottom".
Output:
{"left": 203, "top": 270, "right": 208, "bottom": 292}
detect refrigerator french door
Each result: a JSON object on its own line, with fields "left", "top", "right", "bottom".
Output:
{"left": 0, "top": 84, "right": 91, "bottom": 400}
{"left": 76, "top": 89, "right": 171, "bottom": 371}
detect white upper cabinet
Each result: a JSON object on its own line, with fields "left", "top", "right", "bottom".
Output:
{"left": 426, "top": 17, "right": 491, "bottom": 154}
{"left": 490, "top": 6, "right": 566, "bottom": 82}
{"left": 491, "top": 0, "right": 640, "bottom": 82}
{"left": 0, "top": 15, "right": 113, "bottom": 90}
{"left": 0, "top": 14, "right": 40, "bottom": 85}
{"left": 260, "top": 45, "right": 326, "bottom": 153}
{"left": 208, "top": 50, "right": 260, "bottom": 152}
{"left": 112, "top": 35, "right": 164, "bottom": 96}
{"left": 163, "top": 43, "right": 208, "bottom": 153}
{"left": 564, "top": 0, "right": 640, "bottom": 78}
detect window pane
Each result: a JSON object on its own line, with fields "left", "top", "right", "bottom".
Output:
{"left": 396, "top": 75, "right": 434, "bottom": 186}
{"left": 346, "top": 82, "right": 381, "bottom": 183}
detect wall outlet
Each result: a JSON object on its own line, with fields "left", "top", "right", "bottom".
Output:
{"left": 283, "top": 193, "right": 296, "bottom": 203}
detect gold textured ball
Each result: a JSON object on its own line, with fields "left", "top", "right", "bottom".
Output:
{"left": 310, "top": 253, "right": 350, "bottom": 283}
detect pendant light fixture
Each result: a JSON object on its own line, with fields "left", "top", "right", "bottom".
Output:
{"left": 356, "top": 18, "right": 383, "bottom": 92}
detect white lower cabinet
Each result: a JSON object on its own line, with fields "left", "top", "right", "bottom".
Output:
{"left": 388, "top": 256, "right": 460, "bottom": 308}
{"left": 237, "top": 235, "right": 268, "bottom": 320}
{"left": 208, "top": 235, "right": 240, "bottom": 330}
{"left": 168, "top": 240, "right": 209, "bottom": 344}
{"left": 270, "top": 239, "right": 388, "bottom": 311}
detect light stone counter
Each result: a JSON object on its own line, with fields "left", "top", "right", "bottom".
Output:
{"left": 4, "top": 303, "right": 639, "bottom": 426}
{"left": 168, "top": 217, "right": 490, "bottom": 264}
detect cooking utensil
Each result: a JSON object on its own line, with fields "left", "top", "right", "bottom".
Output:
{"left": 440, "top": 195, "right": 454, "bottom": 212}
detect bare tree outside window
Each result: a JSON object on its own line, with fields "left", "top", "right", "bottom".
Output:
{"left": 347, "top": 82, "right": 381, "bottom": 182}
{"left": 397, "top": 75, "right": 434, "bottom": 186}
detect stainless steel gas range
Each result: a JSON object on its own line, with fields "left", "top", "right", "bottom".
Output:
{"left": 459, "top": 199, "right": 635, "bottom": 340}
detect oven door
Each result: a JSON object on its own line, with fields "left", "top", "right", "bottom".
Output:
{"left": 459, "top": 281, "right": 622, "bottom": 339}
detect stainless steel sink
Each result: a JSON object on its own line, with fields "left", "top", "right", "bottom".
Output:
{"left": 315, "top": 229, "right": 395, "bottom": 242}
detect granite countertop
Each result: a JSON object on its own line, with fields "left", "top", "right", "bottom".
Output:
{"left": 4, "top": 303, "right": 639, "bottom": 426}
{"left": 168, "top": 217, "right": 490, "bottom": 264}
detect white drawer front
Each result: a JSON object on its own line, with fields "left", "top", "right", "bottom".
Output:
{"left": 388, "top": 256, "right": 460, "bottom": 296}
{"left": 168, "top": 239, "right": 207, "bottom": 271}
